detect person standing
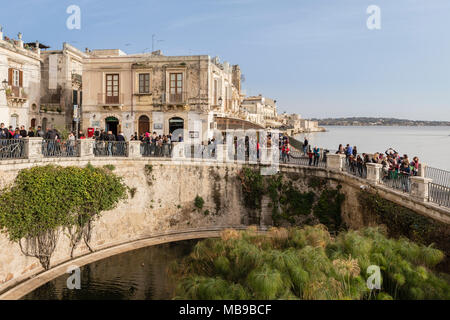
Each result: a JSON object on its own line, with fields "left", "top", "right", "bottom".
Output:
{"left": 27, "top": 127, "right": 35, "bottom": 137}
{"left": 303, "top": 137, "right": 309, "bottom": 156}
{"left": 313, "top": 146, "right": 320, "bottom": 166}
{"left": 106, "top": 130, "right": 116, "bottom": 156}
{"left": 19, "top": 125, "right": 27, "bottom": 138}
{"left": 36, "top": 126, "right": 45, "bottom": 138}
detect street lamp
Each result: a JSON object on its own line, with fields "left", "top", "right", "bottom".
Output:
{"left": 1, "top": 79, "right": 8, "bottom": 91}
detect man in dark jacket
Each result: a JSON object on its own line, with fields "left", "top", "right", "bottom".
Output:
{"left": 36, "top": 126, "right": 45, "bottom": 138}
{"left": 19, "top": 125, "right": 28, "bottom": 138}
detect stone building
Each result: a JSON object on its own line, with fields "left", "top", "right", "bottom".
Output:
{"left": 82, "top": 50, "right": 242, "bottom": 141}
{"left": 0, "top": 28, "right": 41, "bottom": 130}
{"left": 241, "top": 94, "right": 279, "bottom": 128}
{"left": 39, "top": 43, "right": 87, "bottom": 131}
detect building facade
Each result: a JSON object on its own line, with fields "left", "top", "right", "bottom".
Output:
{"left": 39, "top": 43, "right": 87, "bottom": 131}
{"left": 0, "top": 29, "right": 41, "bottom": 130}
{"left": 82, "top": 50, "right": 242, "bottom": 141}
{"left": 241, "top": 95, "right": 279, "bottom": 128}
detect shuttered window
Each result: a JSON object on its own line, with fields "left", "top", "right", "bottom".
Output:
{"left": 139, "top": 73, "right": 150, "bottom": 93}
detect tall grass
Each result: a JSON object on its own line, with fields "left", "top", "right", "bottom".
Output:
{"left": 171, "top": 225, "right": 450, "bottom": 300}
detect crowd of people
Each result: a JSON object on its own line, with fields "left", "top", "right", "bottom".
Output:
{"left": 335, "top": 143, "right": 420, "bottom": 192}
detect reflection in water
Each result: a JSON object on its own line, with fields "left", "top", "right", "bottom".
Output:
{"left": 22, "top": 240, "right": 198, "bottom": 300}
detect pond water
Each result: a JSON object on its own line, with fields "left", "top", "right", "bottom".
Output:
{"left": 22, "top": 240, "right": 198, "bottom": 300}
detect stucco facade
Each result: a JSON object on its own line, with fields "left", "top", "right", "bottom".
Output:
{"left": 0, "top": 30, "right": 41, "bottom": 130}
{"left": 82, "top": 50, "right": 242, "bottom": 141}
{"left": 39, "top": 43, "right": 87, "bottom": 131}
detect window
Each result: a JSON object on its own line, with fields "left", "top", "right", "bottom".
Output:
{"left": 106, "top": 74, "right": 119, "bottom": 104}
{"left": 13, "top": 70, "right": 20, "bottom": 87}
{"left": 169, "top": 73, "right": 183, "bottom": 103}
{"left": 139, "top": 73, "right": 150, "bottom": 94}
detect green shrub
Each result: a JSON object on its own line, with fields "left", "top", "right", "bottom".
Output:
{"left": 0, "top": 165, "right": 127, "bottom": 269}
{"left": 172, "top": 226, "right": 450, "bottom": 300}
{"left": 194, "top": 196, "right": 205, "bottom": 210}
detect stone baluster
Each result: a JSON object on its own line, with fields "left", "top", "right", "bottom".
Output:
{"left": 23, "top": 137, "right": 43, "bottom": 160}
{"left": 418, "top": 163, "right": 427, "bottom": 178}
{"left": 326, "top": 153, "right": 345, "bottom": 171}
{"left": 410, "top": 176, "right": 433, "bottom": 202}
{"left": 77, "top": 139, "right": 94, "bottom": 159}
{"left": 128, "top": 140, "right": 142, "bottom": 159}
{"left": 171, "top": 142, "right": 186, "bottom": 160}
{"left": 365, "top": 163, "right": 383, "bottom": 184}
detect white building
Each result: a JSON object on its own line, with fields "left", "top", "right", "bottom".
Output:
{"left": 0, "top": 28, "right": 41, "bottom": 129}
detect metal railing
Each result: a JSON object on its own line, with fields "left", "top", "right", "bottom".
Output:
{"left": 380, "top": 170, "right": 412, "bottom": 193}
{"left": 0, "top": 139, "right": 25, "bottom": 160}
{"left": 141, "top": 141, "right": 173, "bottom": 158}
{"left": 42, "top": 140, "right": 79, "bottom": 158}
{"left": 425, "top": 166, "right": 450, "bottom": 188}
{"left": 288, "top": 150, "right": 327, "bottom": 168}
{"left": 344, "top": 159, "right": 367, "bottom": 178}
{"left": 94, "top": 141, "right": 128, "bottom": 157}
{"left": 429, "top": 183, "right": 450, "bottom": 208}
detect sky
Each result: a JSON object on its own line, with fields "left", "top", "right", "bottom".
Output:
{"left": 1, "top": 0, "right": 449, "bottom": 121}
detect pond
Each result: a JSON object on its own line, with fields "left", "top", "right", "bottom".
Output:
{"left": 22, "top": 240, "right": 199, "bottom": 300}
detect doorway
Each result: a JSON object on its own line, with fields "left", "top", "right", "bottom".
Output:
{"left": 169, "top": 117, "right": 184, "bottom": 141}
{"left": 138, "top": 115, "right": 150, "bottom": 136}
{"left": 105, "top": 117, "right": 119, "bottom": 136}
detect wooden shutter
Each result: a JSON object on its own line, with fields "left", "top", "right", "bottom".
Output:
{"left": 8, "top": 68, "right": 13, "bottom": 85}
{"left": 19, "top": 71, "right": 23, "bottom": 87}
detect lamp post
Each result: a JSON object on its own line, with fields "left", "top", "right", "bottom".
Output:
{"left": 0, "top": 79, "right": 8, "bottom": 91}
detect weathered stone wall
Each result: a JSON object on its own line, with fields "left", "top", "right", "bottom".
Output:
{"left": 0, "top": 159, "right": 248, "bottom": 295}
{"left": 0, "top": 159, "right": 448, "bottom": 298}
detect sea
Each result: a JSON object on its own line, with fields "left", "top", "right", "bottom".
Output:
{"left": 294, "top": 126, "right": 450, "bottom": 171}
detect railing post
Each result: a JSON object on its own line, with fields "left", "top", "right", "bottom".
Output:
{"left": 77, "top": 139, "right": 94, "bottom": 159}
{"left": 410, "top": 176, "right": 432, "bottom": 202}
{"left": 365, "top": 163, "right": 383, "bottom": 184}
{"left": 128, "top": 140, "right": 142, "bottom": 159}
{"left": 326, "top": 153, "right": 345, "bottom": 171}
{"left": 418, "top": 163, "right": 427, "bottom": 178}
{"left": 24, "top": 137, "right": 43, "bottom": 160}
{"left": 216, "top": 144, "right": 229, "bottom": 163}
{"left": 171, "top": 142, "right": 186, "bottom": 160}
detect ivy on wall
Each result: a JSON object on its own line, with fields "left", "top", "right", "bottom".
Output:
{"left": 238, "top": 169, "right": 345, "bottom": 232}
{"left": 0, "top": 164, "right": 127, "bottom": 270}
{"left": 358, "top": 192, "right": 450, "bottom": 258}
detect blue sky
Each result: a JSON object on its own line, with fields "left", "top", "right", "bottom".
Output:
{"left": 1, "top": 0, "right": 450, "bottom": 120}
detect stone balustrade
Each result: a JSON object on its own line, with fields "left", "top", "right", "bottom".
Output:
{"left": 0, "top": 138, "right": 448, "bottom": 209}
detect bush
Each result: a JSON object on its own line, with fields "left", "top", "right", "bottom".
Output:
{"left": 172, "top": 226, "right": 450, "bottom": 300}
{"left": 0, "top": 165, "right": 127, "bottom": 269}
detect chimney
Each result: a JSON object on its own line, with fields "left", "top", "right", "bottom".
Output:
{"left": 35, "top": 41, "right": 40, "bottom": 55}
{"left": 17, "top": 32, "right": 24, "bottom": 48}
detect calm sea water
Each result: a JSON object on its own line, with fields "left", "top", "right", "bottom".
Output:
{"left": 22, "top": 240, "right": 198, "bottom": 300}
{"left": 295, "top": 126, "right": 450, "bottom": 171}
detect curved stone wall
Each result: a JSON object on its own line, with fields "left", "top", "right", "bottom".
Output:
{"left": 0, "top": 158, "right": 448, "bottom": 299}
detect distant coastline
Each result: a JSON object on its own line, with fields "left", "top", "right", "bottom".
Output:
{"left": 312, "top": 117, "right": 450, "bottom": 127}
